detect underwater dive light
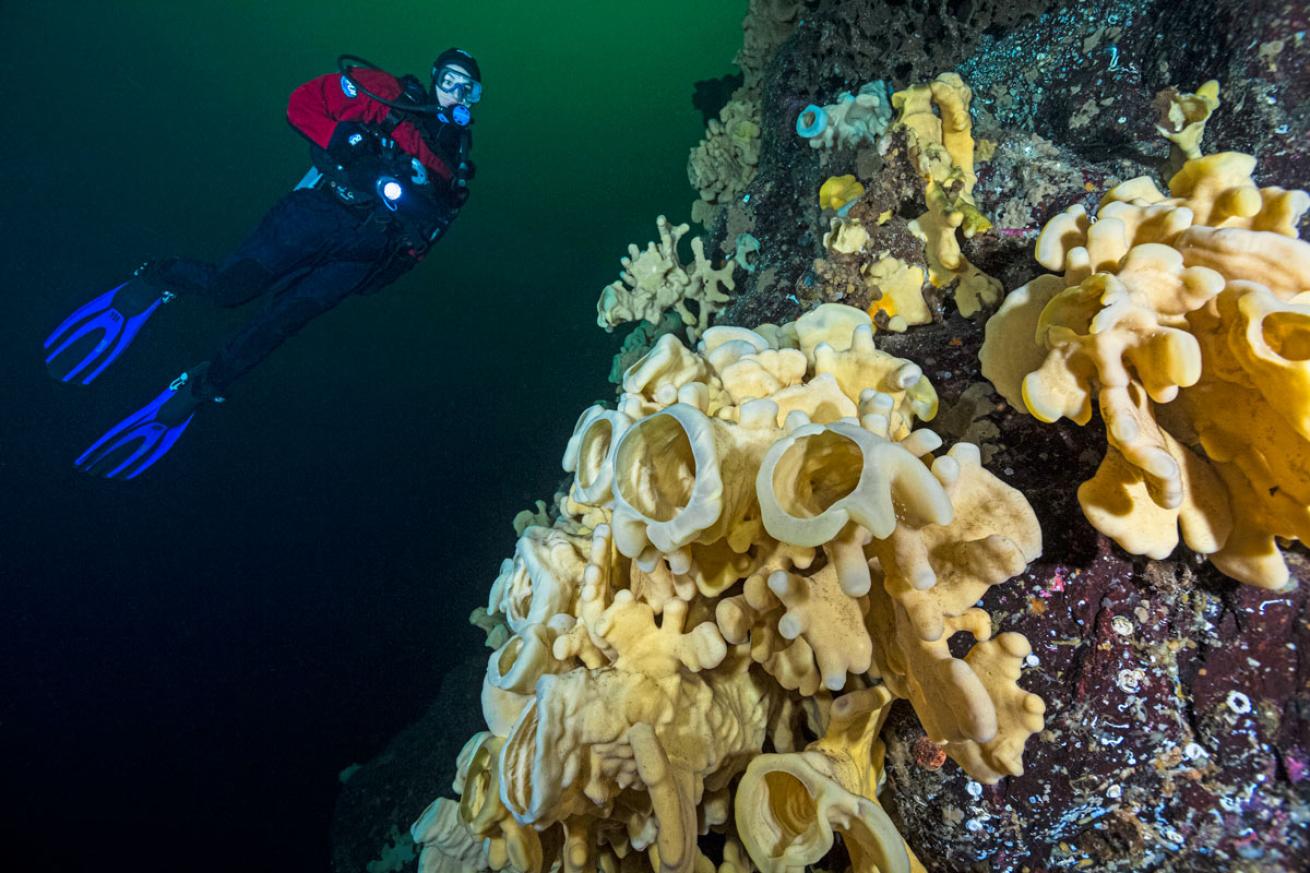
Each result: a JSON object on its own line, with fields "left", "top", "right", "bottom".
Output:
{"left": 376, "top": 176, "right": 404, "bottom": 210}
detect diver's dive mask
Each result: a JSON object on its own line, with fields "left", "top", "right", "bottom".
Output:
{"left": 433, "top": 65, "right": 482, "bottom": 106}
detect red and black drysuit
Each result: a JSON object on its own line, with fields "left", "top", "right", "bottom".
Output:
{"left": 147, "top": 67, "right": 469, "bottom": 396}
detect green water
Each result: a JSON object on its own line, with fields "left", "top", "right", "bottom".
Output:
{"left": 3, "top": 2, "right": 745, "bottom": 870}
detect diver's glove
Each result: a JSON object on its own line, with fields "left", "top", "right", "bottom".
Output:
{"left": 448, "top": 156, "right": 474, "bottom": 207}
{"left": 342, "top": 155, "right": 386, "bottom": 196}
{"left": 326, "top": 121, "right": 379, "bottom": 165}
{"left": 75, "top": 362, "right": 223, "bottom": 480}
{"left": 44, "top": 262, "right": 175, "bottom": 385}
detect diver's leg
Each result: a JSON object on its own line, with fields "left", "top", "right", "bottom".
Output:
{"left": 200, "top": 259, "right": 383, "bottom": 395}
{"left": 144, "top": 256, "right": 279, "bottom": 307}
{"left": 144, "top": 189, "right": 350, "bottom": 307}
{"left": 72, "top": 257, "right": 376, "bottom": 478}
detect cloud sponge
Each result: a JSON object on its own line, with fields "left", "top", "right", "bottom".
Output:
{"left": 415, "top": 304, "right": 1045, "bottom": 873}
{"left": 980, "top": 152, "right": 1310, "bottom": 589}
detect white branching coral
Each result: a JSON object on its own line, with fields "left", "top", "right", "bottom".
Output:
{"left": 596, "top": 216, "right": 736, "bottom": 341}
{"left": 414, "top": 304, "right": 1045, "bottom": 873}
{"left": 980, "top": 151, "right": 1310, "bottom": 589}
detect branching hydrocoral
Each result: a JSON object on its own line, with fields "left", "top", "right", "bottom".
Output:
{"left": 596, "top": 216, "right": 736, "bottom": 342}
{"left": 734, "top": 0, "right": 797, "bottom": 99}
{"left": 980, "top": 151, "right": 1310, "bottom": 589}
{"left": 413, "top": 304, "right": 1045, "bottom": 873}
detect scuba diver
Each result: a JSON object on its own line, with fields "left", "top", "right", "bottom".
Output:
{"left": 43, "top": 48, "right": 482, "bottom": 478}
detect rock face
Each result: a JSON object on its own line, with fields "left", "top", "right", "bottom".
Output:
{"left": 720, "top": 0, "right": 1310, "bottom": 332}
{"left": 705, "top": 0, "right": 1310, "bottom": 868}
{"left": 871, "top": 315, "right": 1310, "bottom": 870}
{"left": 330, "top": 655, "right": 484, "bottom": 873}
{"left": 333, "top": 1, "right": 1310, "bottom": 870}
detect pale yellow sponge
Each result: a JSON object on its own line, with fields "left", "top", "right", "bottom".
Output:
{"left": 823, "top": 216, "right": 869, "bottom": 254}
{"left": 893, "top": 73, "right": 1000, "bottom": 317}
{"left": 736, "top": 686, "right": 914, "bottom": 873}
{"left": 415, "top": 303, "right": 1046, "bottom": 873}
{"left": 864, "top": 256, "right": 932, "bottom": 331}
{"left": 597, "top": 216, "right": 736, "bottom": 341}
{"left": 981, "top": 151, "right": 1310, "bottom": 589}
{"left": 1154, "top": 79, "right": 1220, "bottom": 174}
{"left": 894, "top": 74, "right": 978, "bottom": 188}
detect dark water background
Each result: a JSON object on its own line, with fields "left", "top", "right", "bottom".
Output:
{"left": 2, "top": 2, "right": 742, "bottom": 869}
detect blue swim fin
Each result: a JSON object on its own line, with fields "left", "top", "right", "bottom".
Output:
{"left": 44, "top": 266, "right": 174, "bottom": 385}
{"left": 76, "top": 364, "right": 217, "bottom": 480}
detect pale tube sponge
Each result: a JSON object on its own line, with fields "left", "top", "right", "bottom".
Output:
{"left": 417, "top": 302, "right": 1051, "bottom": 873}
{"left": 487, "top": 526, "right": 590, "bottom": 635}
{"left": 498, "top": 669, "right": 665, "bottom": 826}
{"left": 411, "top": 732, "right": 543, "bottom": 873}
{"left": 487, "top": 626, "right": 564, "bottom": 696}
{"left": 735, "top": 686, "right": 909, "bottom": 873}
{"left": 756, "top": 418, "right": 952, "bottom": 597}
{"left": 459, "top": 734, "right": 544, "bottom": 873}
{"left": 610, "top": 403, "right": 774, "bottom": 569}
{"left": 411, "top": 796, "right": 488, "bottom": 873}
{"left": 735, "top": 752, "right": 907, "bottom": 873}
{"left": 562, "top": 405, "right": 633, "bottom": 505}
{"left": 481, "top": 624, "right": 567, "bottom": 737}
{"left": 497, "top": 667, "right": 775, "bottom": 873}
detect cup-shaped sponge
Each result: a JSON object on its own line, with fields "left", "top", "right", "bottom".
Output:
{"left": 756, "top": 419, "right": 952, "bottom": 548}
{"left": 610, "top": 403, "right": 773, "bottom": 566}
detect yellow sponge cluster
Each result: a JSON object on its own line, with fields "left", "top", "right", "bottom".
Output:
{"left": 980, "top": 152, "right": 1310, "bottom": 589}
{"left": 820, "top": 173, "right": 865, "bottom": 211}
{"left": 415, "top": 304, "right": 1045, "bottom": 873}
{"left": 893, "top": 73, "right": 1001, "bottom": 318}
